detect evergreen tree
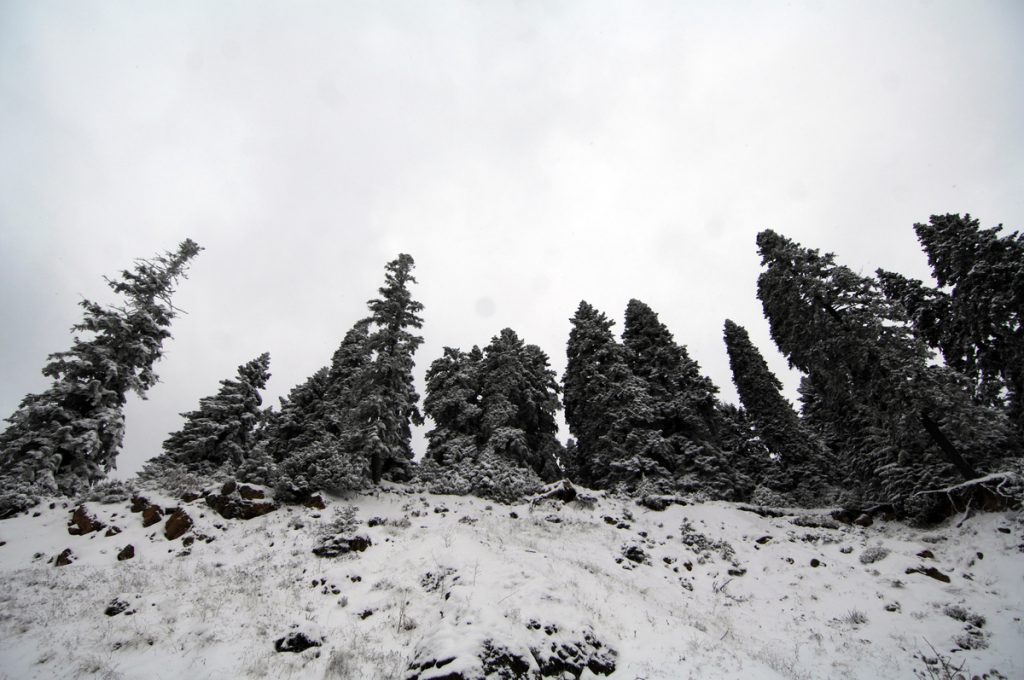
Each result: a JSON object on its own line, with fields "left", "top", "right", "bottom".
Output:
{"left": 423, "top": 346, "right": 484, "bottom": 466}
{"left": 723, "top": 319, "right": 830, "bottom": 499}
{"left": 479, "top": 328, "right": 562, "bottom": 481}
{"left": 0, "top": 239, "right": 201, "bottom": 514}
{"left": 271, "top": 320, "right": 373, "bottom": 498}
{"left": 159, "top": 353, "right": 271, "bottom": 474}
{"left": 756, "top": 229, "right": 1014, "bottom": 516}
{"left": 902, "top": 214, "right": 1023, "bottom": 429}
{"left": 358, "top": 254, "right": 425, "bottom": 483}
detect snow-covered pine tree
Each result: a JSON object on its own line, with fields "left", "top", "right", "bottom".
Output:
{"left": 272, "top": 320, "right": 373, "bottom": 498}
{"left": 563, "top": 301, "right": 670, "bottom": 490}
{"left": 756, "top": 229, "right": 1015, "bottom": 518}
{"left": 357, "top": 254, "right": 425, "bottom": 483}
{"left": 911, "top": 214, "right": 1023, "bottom": 431}
{"left": 159, "top": 353, "right": 271, "bottom": 474}
{"left": 423, "top": 346, "right": 484, "bottom": 466}
{"left": 723, "top": 319, "right": 831, "bottom": 501}
{"left": 0, "top": 239, "right": 201, "bottom": 516}
{"left": 479, "top": 328, "right": 562, "bottom": 481}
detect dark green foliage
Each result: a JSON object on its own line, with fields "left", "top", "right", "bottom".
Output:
{"left": 882, "top": 214, "right": 1024, "bottom": 430}
{"left": 0, "top": 239, "right": 201, "bottom": 515}
{"left": 158, "top": 353, "right": 271, "bottom": 474}
{"left": 756, "top": 229, "right": 1016, "bottom": 516}
{"left": 359, "top": 254, "right": 425, "bottom": 483}
{"left": 723, "top": 319, "right": 830, "bottom": 498}
{"left": 422, "top": 329, "right": 563, "bottom": 491}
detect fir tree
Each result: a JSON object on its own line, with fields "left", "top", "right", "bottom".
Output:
{"left": 756, "top": 229, "right": 1014, "bottom": 516}
{"left": 358, "top": 254, "right": 425, "bottom": 483}
{"left": 0, "top": 239, "right": 201, "bottom": 514}
{"left": 723, "top": 319, "right": 829, "bottom": 499}
{"left": 910, "top": 214, "right": 1022, "bottom": 429}
{"left": 479, "top": 328, "right": 562, "bottom": 481}
{"left": 423, "top": 346, "right": 484, "bottom": 466}
{"left": 159, "top": 353, "right": 271, "bottom": 474}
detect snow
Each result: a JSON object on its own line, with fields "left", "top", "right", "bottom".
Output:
{"left": 0, "top": 486, "right": 1022, "bottom": 679}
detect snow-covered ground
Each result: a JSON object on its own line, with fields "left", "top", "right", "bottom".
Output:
{"left": 1, "top": 484, "right": 1021, "bottom": 679}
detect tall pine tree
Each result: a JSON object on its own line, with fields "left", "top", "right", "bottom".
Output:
{"left": 0, "top": 239, "right": 201, "bottom": 515}
{"left": 723, "top": 319, "right": 829, "bottom": 499}
{"left": 756, "top": 229, "right": 1013, "bottom": 516}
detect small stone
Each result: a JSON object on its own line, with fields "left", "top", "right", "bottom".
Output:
{"left": 117, "top": 545, "right": 135, "bottom": 561}
{"left": 105, "top": 526, "right": 122, "bottom": 537}
{"left": 916, "top": 549, "right": 935, "bottom": 560}
{"left": 55, "top": 548, "right": 75, "bottom": 566}
{"left": 810, "top": 558, "right": 823, "bottom": 568}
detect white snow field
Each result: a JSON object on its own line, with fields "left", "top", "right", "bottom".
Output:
{"left": 0, "top": 484, "right": 1021, "bottom": 680}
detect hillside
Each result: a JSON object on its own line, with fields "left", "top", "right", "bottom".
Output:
{"left": 0, "top": 484, "right": 1021, "bottom": 679}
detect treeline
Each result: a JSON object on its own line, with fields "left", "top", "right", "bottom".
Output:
{"left": 1, "top": 214, "right": 1021, "bottom": 520}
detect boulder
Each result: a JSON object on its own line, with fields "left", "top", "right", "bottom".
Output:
{"left": 164, "top": 509, "right": 194, "bottom": 540}
{"left": 238, "top": 485, "right": 265, "bottom": 500}
{"left": 274, "top": 631, "right": 322, "bottom": 653}
{"left": 205, "top": 492, "right": 278, "bottom": 520}
{"left": 55, "top": 548, "right": 75, "bottom": 566}
{"left": 67, "top": 505, "right": 106, "bottom": 535}
{"left": 302, "top": 494, "right": 326, "bottom": 510}
{"left": 141, "top": 504, "right": 164, "bottom": 528}
{"left": 313, "top": 535, "right": 372, "bottom": 558}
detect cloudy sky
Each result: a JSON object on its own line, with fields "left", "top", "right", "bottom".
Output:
{"left": 1, "top": 1, "right": 1022, "bottom": 477}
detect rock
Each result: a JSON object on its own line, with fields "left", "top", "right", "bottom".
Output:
{"left": 313, "top": 535, "right": 372, "bottom": 558}
{"left": 623, "top": 545, "right": 647, "bottom": 564}
{"left": 105, "top": 526, "right": 122, "bottom": 537}
{"left": 853, "top": 513, "right": 874, "bottom": 527}
{"left": 367, "top": 516, "right": 385, "bottom": 527}
{"left": 728, "top": 567, "right": 747, "bottom": 576}
{"left": 130, "top": 496, "right": 150, "bottom": 513}
{"left": 509, "top": 512, "right": 519, "bottom": 519}
{"left": 180, "top": 491, "right": 201, "bottom": 503}
{"left": 532, "top": 479, "right": 578, "bottom": 504}
{"left": 755, "top": 535, "right": 773, "bottom": 545}
{"left": 182, "top": 536, "right": 195, "bottom": 547}
{"left": 221, "top": 480, "right": 237, "bottom": 496}
{"left": 916, "top": 549, "right": 935, "bottom": 559}
{"left": 205, "top": 493, "right": 278, "bottom": 520}
{"left": 238, "top": 485, "right": 265, "bottom": 500}
{"left": 55, "top": 548, "right": 75, "bottom": 566}
{"left": 273, "top": 631, "right": 322, "bottom": 653}
{"left": 117, "top": 545, "right": 135, "bottom": 561}
{"left": 906, "top": 565, "right": 951, "bottom": 583}
{"left": 142, "top": 504, "right": 164, "bottom": 527}
{"left": 544, "top": 514, "right": 561, "bottom": 524}
{"left": 639, "top": 494, "right": 688, "bottom": 511}
{"left": 810, "top": 558, "right": 823, "bottom": 568}
{"left": 302, "top": 494, "right": 326, "bottom": 510}
{"left": 480, "top": 641, "right": 530, "bottom": 679}
{"left": 830, "top": 508, "right": 858, "bottom": 524}
{"left": 105, "top": 598, "right": 131, "bottom": 616}
{"left": 791, "top": 515, "right": 841, "bottom": 530}
{"left": 164, "top": 509, "right": 194, "bottom": 540}
{"left": 67, "top": 505, "right": 106, "bottom": 535}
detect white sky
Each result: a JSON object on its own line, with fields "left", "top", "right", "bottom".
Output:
{"left": 2, "top": 1, "right": 1022, "bottom": 477}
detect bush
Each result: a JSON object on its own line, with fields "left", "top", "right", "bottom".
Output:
{"left": 415, "top": 448, "right": 543, "bottom": 503}
{"left": 859, "top": 546, "right": 890, "bottom": 565}
{"left": 77, "top": 478, "right": 136, "bottom": 504}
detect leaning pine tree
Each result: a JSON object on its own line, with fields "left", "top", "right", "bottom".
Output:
{"left": 723, "top": 319, "right": 830, "bottom": 502}
{"left": 155, "top": 352, "right": 271, "bottom": 475}
{"left": 0, "top": 239, "right": 201, "bottom": 516}
{"left": 756, "top": 229, "right": 1015, "bottom": 518}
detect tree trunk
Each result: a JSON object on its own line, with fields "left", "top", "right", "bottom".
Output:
{"left": 919, "top": 410, "right": 977, "bottom": 480}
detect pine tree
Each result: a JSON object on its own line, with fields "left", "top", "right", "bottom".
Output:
{"left": 423, "top": 346, "right": 484, "bottom": 466}
{"left": 271, "top": 320, "right": 373, "bottom": 498}
{"left": 479, "top": 328, "right": 562, "bottom": 481}
{"left": 912, "top": 214, "right": 1023, "bottom": 429}
{"left": 723, "top": 319, "right": 830, "bottom": 499}
{"left": 0, "top": 239, "right": 201, "bottom": 514}
{"left": 358, "top": 254, "right": 425, "bottom": 483}
{"left": 159, "top": 353, "right": 271, "bottom": 474}
{"left": 756, "top": 229, "right": 1014, "bottom": 516}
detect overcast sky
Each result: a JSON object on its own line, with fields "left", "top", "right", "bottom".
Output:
{"left": 1, "top": 1, "right": 1022, "bottom": 478}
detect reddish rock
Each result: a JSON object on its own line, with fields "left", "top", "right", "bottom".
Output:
{"left": 221, "top": 480, "right": 237, "bottom": 496}
{"left": 67, "top": 505, "right": 106, "bottom": 535}
{"left": 238, "top": 485, "right": 265, "bottom": 500}
{"left": 55, "top": 548, "right": 75, "bottom": 566}
{"left": 142, "top": 504, "right": 164, "bottom": 527}
{"left": 302, "top": 494, "right": 326, "bottom": 510}
{"left": 117, "top": 544, "right": 135, "bottom": 561}
{"left": 130, "top": 496, "right": 150, "bottom": 513}
{"left": 164, "top": 509, "right": 194, "bottom": 540}
{"left": 205, "top": 493, "right": 278, "bottom": 520}
{"left": 105, "top": 526, "right": 122, "bottom": 537}
{"left": 181, "top": 491, "right": 201, "bottom": 503}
